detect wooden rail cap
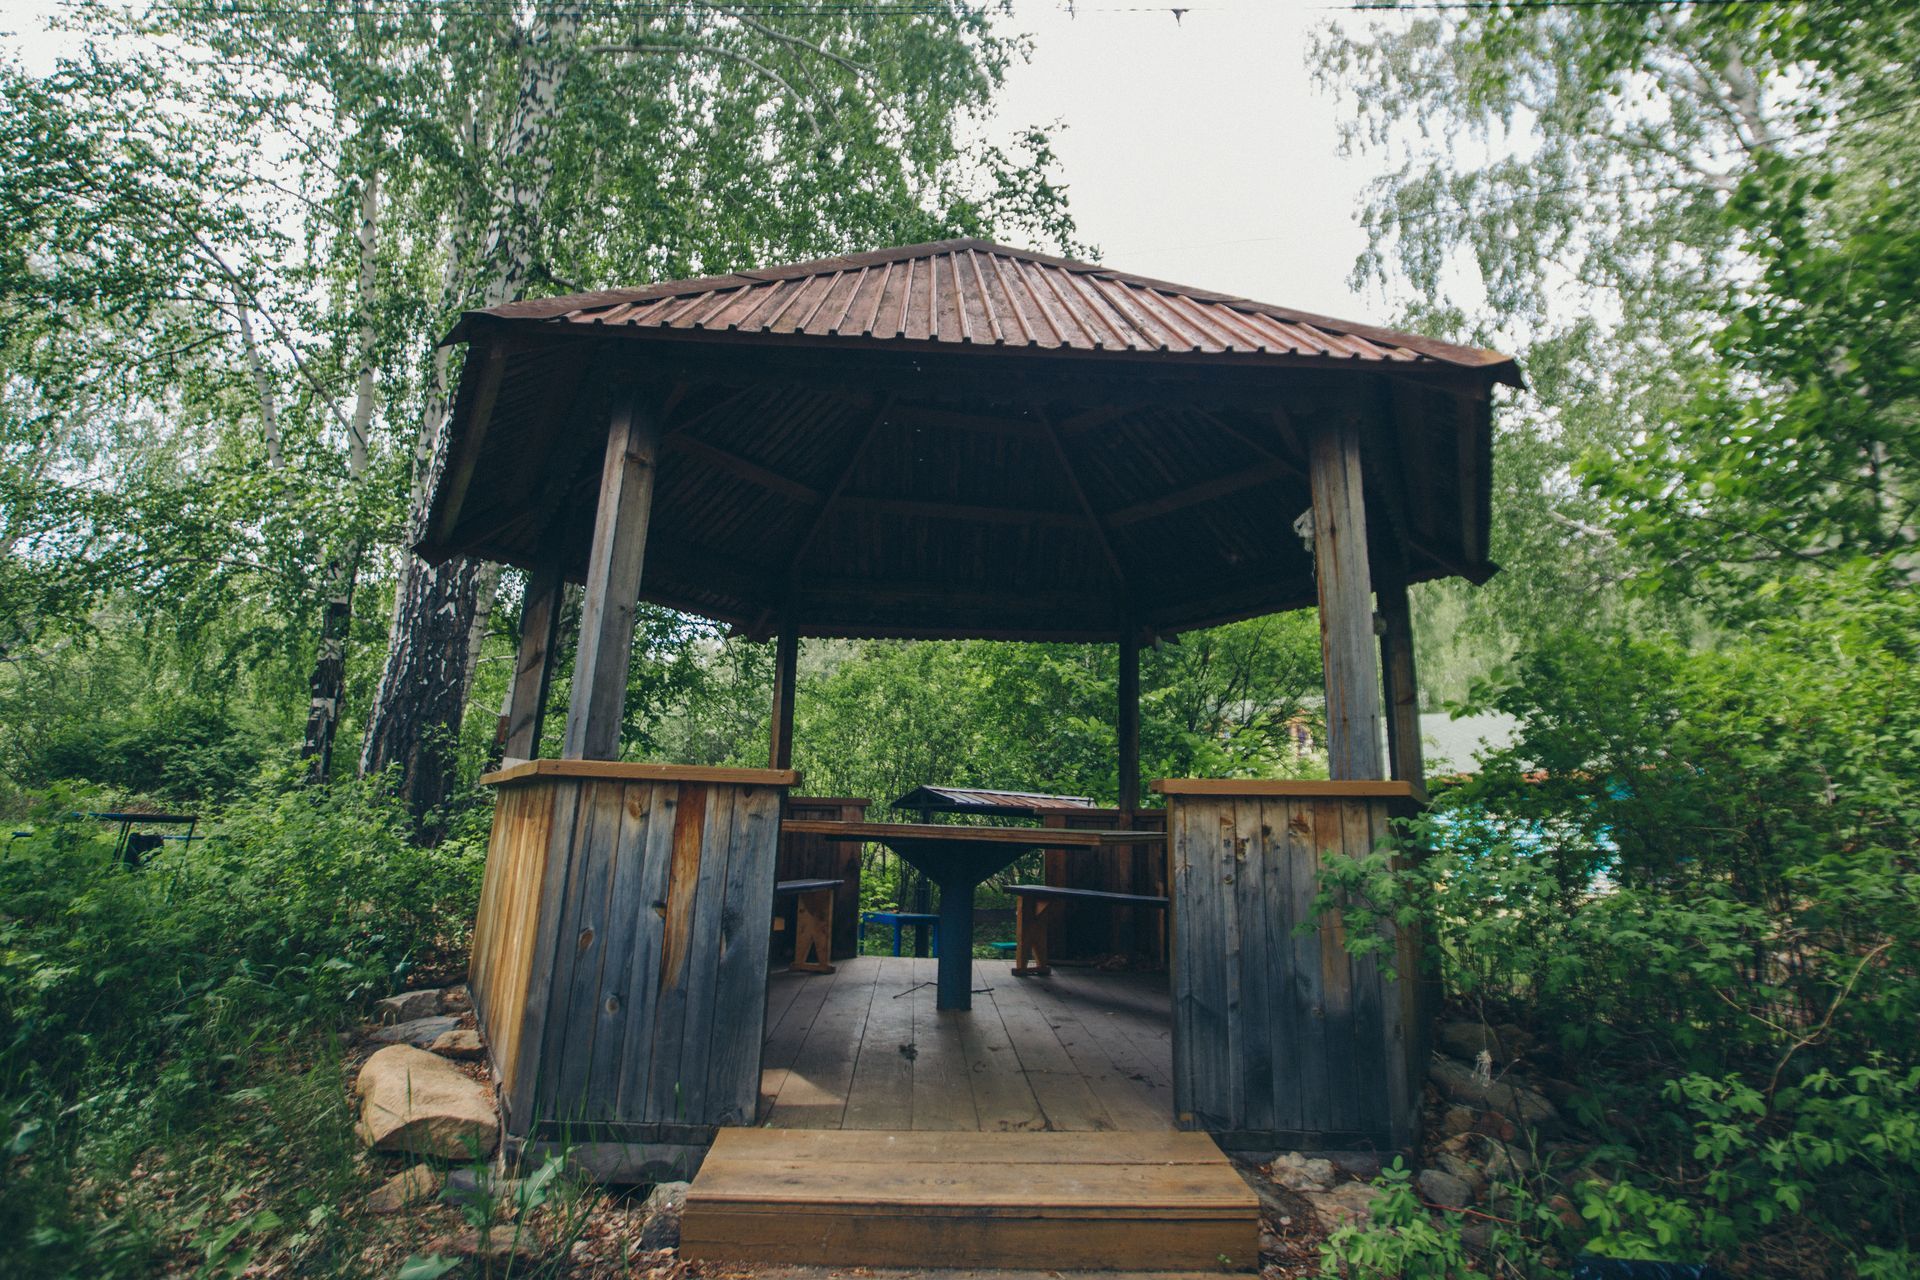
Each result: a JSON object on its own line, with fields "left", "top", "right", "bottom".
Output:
{"left": 1150, "top": 777, "right": 1427, "bottom": 804}
{"left": 480, "top": 759, "right": 803, "bottom": 787}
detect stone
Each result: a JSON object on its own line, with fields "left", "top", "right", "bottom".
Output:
{"left": 1266, "top": 1152, "right": 1335, "bottom": 1193}
{"left": 1440, "top": 1104, "right": 1477, "bottom": 1136}
{"left": 428, "top": 1226, "right": 538, "bottom": 1264}
{"left": 356, "top": 1045, "right": 499, "bottom": 1159}
{"left": 1323, "top": 1151, "right": 1384, "bottom": 1180}
{"left": 639, "top": 1179, "right": 691, "bottom": 1251}
{"left": 1434, "top": 1151, "right": 1484, "bottom": 1193}
{"left": 1417, "top": 1167, "right": 1472, "bottom": 1209}
{"left": 1429, "top": 1057, "right": 1559, "bottom": 1128}
{"left": 1301, "top": 1181, "right": 1382, "bottom": 1229}
{"left": 444, "top": 1167, "right": 521, "bottom": 1218}
{"left": 365, "top": 1163, "right": 440, "bottom": 1214}
{"left": 439, "top": 985, "right": 472, "bottom": 1013}
{"left": 368, "top": 1015, "right": 462, "bottom": 1048}
{"left": 1436, "top": 1019, "right": 1536, "bottom": 1064}
{"left": 429, "top": 1028, "right": 486, "bottom": 1060}
{"left": 376, "top": 990, "right": 443, "bottom": 1025}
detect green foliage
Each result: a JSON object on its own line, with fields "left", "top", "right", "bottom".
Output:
{"left": 0, "top": 777, "right": 481, "bottom": 1278}
{"left": 1320, "top": 1161, "right": 1474, "bottom": 1280}
{"left": 1318, "top": 568, "right": 1920, "bottom": 1275}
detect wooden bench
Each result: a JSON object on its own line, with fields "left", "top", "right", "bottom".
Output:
{"left": 1006, "top": 884, "right": 1170, "bottom": 977}
{"left": 775, "top": 879, "right": 842, "bottom": 974}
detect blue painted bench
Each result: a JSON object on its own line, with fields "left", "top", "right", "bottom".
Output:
{"left": 862, "top": 910, "right": 939, "bottom": 957}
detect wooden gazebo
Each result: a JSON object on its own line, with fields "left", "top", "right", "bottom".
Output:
{"left": 423, "top": 239, "right": 1517, "bottom": 1177}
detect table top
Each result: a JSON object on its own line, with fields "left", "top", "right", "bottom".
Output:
{"left": 775, "top": 878, "right": 843, "bottom": 894}
{"left": 779, "top": 819, "right": 1163, "bottom": 848}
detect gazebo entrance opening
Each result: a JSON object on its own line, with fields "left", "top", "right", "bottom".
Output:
{"left": 423, "top": 239, "right": 1517, "bottom": 1180}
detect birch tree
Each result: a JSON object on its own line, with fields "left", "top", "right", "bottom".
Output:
{"left": 68, "top": 0, "right": 1075, "bottom": 822}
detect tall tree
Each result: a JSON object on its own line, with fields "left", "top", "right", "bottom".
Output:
{"left": 1305, "top": 1, "right": 1918, "bottom": 678}
{"left": 55, "top": 0, "right": 1077, "bottom": 822}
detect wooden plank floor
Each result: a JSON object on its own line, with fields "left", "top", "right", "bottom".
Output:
{"left": 681, "top": 1128, "right": 1261, "bottom": 1271}
{"left": 759, "top": 956, "right": 1174, "bottom": 1132}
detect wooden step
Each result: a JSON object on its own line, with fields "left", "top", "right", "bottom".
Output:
{"left": 680, "top": 1129, "right": 1262, "bottom": 1271}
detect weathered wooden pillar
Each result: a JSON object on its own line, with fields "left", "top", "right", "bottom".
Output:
{"left": 769, "top": 621, "right": 798, "bottom": 770}
{"left": 563, "top": 387, "right": 660, "bottom": 760}
{"left": 1117, "top": 629, "right": 1141, "bottom": 815}
{"left": 1308, "top": 419, "right": 1384, "bottom": 780}
{"left": 501, "top": 561, "right": 565, "bottom": 763}
{"left": 1375, "top": 563, "right": 1424, "bottom": 788}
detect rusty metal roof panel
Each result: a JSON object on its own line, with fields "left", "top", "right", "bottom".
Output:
{"left": 891, "top": 785, "right": 1101, "bottom": 817}
{"left": 448, "top": 239, "right": 1520, "bottom": 384}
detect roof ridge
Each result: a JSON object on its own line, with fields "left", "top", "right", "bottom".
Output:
{"left": 450, "top": 238, "right": 1519, "bottom": 380}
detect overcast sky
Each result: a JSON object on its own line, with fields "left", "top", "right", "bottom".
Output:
{"left": 5, "top": 0, "right": 1403, "bottom": 324}
{"left": 990, "top": 0, "right": 1385, "bottom": 320}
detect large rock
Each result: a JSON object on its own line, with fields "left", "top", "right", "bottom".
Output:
{"left": 1417, "top": 1167, "right": 1473, "bottom": 1209}
{"left": 1429, "top": 1057, "right": 1559, "bottom": 1128}
{"left": 368, "top": 1015, "right": 461, "bottom": 1048}
{"left": 1267, "top": 1152, "right": 1335, "bottom": 1193}
{"left": 375, "top": 989, "right": 442, "bottom": 1025}
{"left": 1436, "top": 1020, "right": 1534, "bottom": 1064}
{"left": 356, "top": 1045, "right": 498, "bottom": 1158}
{"left": 428, "top": 1028, "right": 486, "bottom": 1060}
{"left": 639, "top": 1180, "right": 691, "bottom": 1251}
{"left": 365, "top": 1163, "right": 441, "bottom": 1214}
{"left": 1302, "top": 1181, "right": 1383, "bottom": 1229}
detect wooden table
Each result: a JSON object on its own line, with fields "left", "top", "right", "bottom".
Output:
{"left": 780, "top": 820, "right": 1163, "bottom": 1011}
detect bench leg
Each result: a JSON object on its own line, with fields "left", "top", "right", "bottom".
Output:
{"left": 1013, "top": 897, "right": 1051, "bottom": 977}
{"left": 789, "top": 889, "right": 836, "bottom": 974}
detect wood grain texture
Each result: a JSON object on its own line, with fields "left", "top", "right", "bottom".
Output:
{"left": 470, "top": 773, "right": 788, "bottom": 1143}
{"left": 1166, "top": 791, "right": 1420, "bottom": 1150}
{"left": 681, "top": 1128, "right": 1260, "bottom": 1271}
{"left": 1308, "top": 418, "right": 1385, "bottom": 781}
{"left": 481, "top": 759, "right": 800, "bottom": 786}
{"left": 1152, "top": 778, "right": 1422, "bottom": 800}
{"left": 500, "top": 561, "right": 564, "bottom": 762}
{"left": 563, "top": 388, "right": 662, "bottom": 761}
{"left": 757, "top": 958, "right": 1173, "bottom": 1135}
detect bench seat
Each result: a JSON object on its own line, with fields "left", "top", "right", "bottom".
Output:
{"left": 1005, "top": 884, "right": 1169, "bottom": 976}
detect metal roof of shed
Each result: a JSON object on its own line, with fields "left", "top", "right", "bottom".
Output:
{"left": 449, "top": 239, "right": 1521, "bottom": 384}
{"left": 892, "top": 785, "right": 1101, "bottom": 817}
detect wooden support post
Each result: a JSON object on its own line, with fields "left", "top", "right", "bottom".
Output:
{"left": 501, "top": 562, "right": 564, "bottom": 764}
{"left": 1013, "top": 896, "right": 1052, "bottom": 977}
{"left": 562, "top": 387, "right": 661, "bottom": 761}
{"left": 1375, "top": 563, "right": 1425, "bottom": 789}
{"left": 769, "top": 621, "right": 798, "bottom": 770}
{"left": 1309, "top": 419, "right": 1385, "bottom": 780}
{"left": 1118, "top": 629, "right": 1141, "bottom": 816}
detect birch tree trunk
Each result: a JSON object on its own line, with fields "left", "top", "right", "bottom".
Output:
{"left": 301, "top": 170, "right": 381, "bottom": 782}
{"left": 359, "top": 10, "right": 578, "bottom": 825}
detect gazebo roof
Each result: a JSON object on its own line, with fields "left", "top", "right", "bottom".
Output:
{"left": 446, "top": 239, "right": 1521, "bottom": 379}
{"left": 421, "top": 239, "right": 1516, "bottom": 642}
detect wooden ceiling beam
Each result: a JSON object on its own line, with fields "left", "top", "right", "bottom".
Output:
{"left": 835, "top": 495, "right": 1083, "bottom": 529}
{"left": 748, "top": 395, "right": 895, "bottom": 637}
{"left": 887, "top": 403, "right": 1043, "bottom": 437}
{"left": 1040, "top": 411, "right": 1135, "bottom": 609}
{"left": 1103, "top": 457, "right": 1296, "bottom": 529}
{"left": 663, "top": 433, "right": 823, "bottom": 506}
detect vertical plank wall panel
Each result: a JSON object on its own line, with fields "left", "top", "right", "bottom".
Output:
{"left": 1161, "top": 782, "right": 1421, "bottom": 1151}
{"left": 470, "top": 764, "right": 793, "bottom": 1176}
{"left": 704, "top": 785, "right": 783, "bottom": 1125}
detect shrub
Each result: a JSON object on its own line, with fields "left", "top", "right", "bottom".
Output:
{"left": 1318, "top": 569, "right": 1920, "bottom": 1276}
{"left": 0, "top": 775, "right": 483, "bottom": 1277}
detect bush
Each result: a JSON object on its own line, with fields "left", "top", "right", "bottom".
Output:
{"left": 1320, "top": 570, "right": 1920, "bottom": 1276}
{"left": 0, "top": 774, "right": 483, "bottom": 1278}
